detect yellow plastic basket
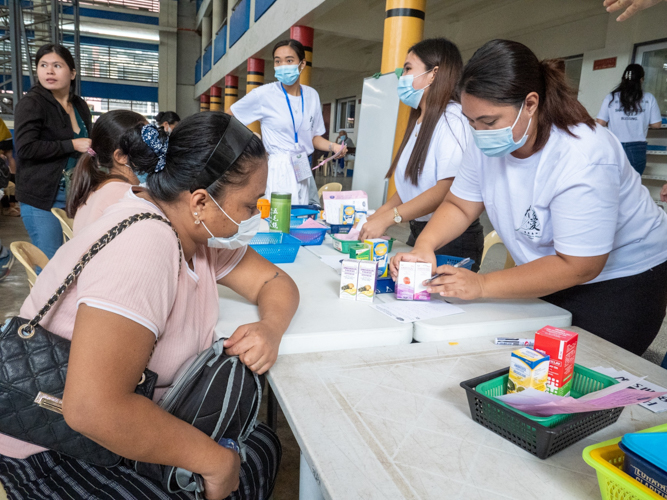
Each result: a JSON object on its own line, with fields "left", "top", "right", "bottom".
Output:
{"left": 582, "top": 423, "right": 667, "bottom": 500}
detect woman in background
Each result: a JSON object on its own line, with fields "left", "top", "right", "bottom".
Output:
{"left": 231, "top": 39, "right": 345, "bottom": 205}
{"left": 360, "top": 38, "right": 483, "bottom": 271}
{"left": 155, "top": 111, "right": 180, "bottom": 134}
{"left": 596, "top": 64, "right": 662, "bottom": 175}
{"left": 14, "top": 44, "right": 92, "bottom": 258}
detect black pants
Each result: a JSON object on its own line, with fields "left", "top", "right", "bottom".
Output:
{"left": 541, "top": 260, "right": 667, "bottom": 356}
{"left": 407, "top": 218, "right": 484, "bottom": 273}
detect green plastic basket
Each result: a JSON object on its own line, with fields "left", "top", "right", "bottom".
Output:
{"left": 475, "top": 364, "right": 619, "bottom": 428}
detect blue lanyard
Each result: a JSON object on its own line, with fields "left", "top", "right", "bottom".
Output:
{"left": 281, "top": 83, "right": 304, "bottom": 144}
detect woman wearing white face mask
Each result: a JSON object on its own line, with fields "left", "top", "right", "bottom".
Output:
{"left": 0, "top": 112, "right": 296, "bottom": 500}
{"left": 391, "top": 39, "right": 667, "bottom": 356}
{"left": 360, "top": 38, "right": 483, "bottom": 272}
{"left": 231, "top": 39, "right": 346, "bottom": 205}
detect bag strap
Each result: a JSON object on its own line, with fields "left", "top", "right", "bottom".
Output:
{"left": 18, "top": 212, "right": 182, "bottom": 339}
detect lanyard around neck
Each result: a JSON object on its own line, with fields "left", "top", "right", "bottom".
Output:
{"left": 280, "top": 83, "right": 304, "bottom": 144}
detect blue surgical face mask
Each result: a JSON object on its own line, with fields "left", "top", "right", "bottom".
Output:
{"left": 397, "top": 69, "right": 432, "bottom": 109}
{"left": 470, "top": 101, "right": 532, "bottom": 158}
{"left": 202, "top": 196, "right": 261, "bottom": 250}
{"left": 136, "top": 172, "right": 148, "bottom": 185}
{"left": 275, "top": 64, "right": 302, "bottom": 86}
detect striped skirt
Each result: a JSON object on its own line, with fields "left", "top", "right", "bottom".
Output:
{"left": 0, "top": 423, "right": 281, "bottom": 500}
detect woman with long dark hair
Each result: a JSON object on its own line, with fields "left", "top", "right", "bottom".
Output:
{"left": 0, "top": 112, "right": 296, "bottom": 499}
{"left": 596, "top": 63, "right": 662, "bottom": 175}
{"left": 391, "top": 40, "right": 667, "bottom": 356}
{"left": 67, "top": 110, "right": 147, "bottom": 235}
{"left": 230, "top": 39, "right": 346, "bottom": 205}
{"left": 155, "top": 111, "right": 181, "bottom": 134}
{"left": 360, "top": 38, "right": 483, "bottom": 271}
{"left": 14, "top": 44, "right": 92, "bottom": 259}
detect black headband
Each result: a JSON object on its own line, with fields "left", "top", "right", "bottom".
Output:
{"left": 190, "top": 116, "right": 256, "bottom": 192}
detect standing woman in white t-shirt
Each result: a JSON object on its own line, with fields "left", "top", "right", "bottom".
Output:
{"left": 231, "top": 39, "right": 346, "bottom": 205}
{"left": 391, "top": 40, "right": 667, "bottom": 356}
{"left": 360, "top": 38, "right": 483, "bottom": 271}
{"left": 596, "top": 64, "right": 662, "bottom": 175}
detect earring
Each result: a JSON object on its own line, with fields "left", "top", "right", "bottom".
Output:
{"left": 194, "top": 212, "right": 200, "bottom": 225}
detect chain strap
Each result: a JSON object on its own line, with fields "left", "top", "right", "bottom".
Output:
{"left": 17, "top": 212, "right": 183, "bottom": 339}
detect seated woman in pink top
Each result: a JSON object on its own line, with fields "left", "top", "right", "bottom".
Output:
{"left": 0, "top": 113, "right": 298, "bottom": 500}
{"left": 67, "top": 109, "right": 146, "bottom": 235}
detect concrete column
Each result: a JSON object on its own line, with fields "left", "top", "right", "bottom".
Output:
{"left": 290, "top": 25, "right": 314, "bottom": 87}
{"left": 211, "top": 0, "right": 224, "bottom": 33}
{"left": 224, "top": 74, "right": 238, "bottom": 113}
{"left": 158, "top": 0, "right": 178, "bottom": 113}
{"left": 210, "top": 85, "right": 222, "bottom": 111}
{"left": 200, "top": 93, "right": 210, "bottom": 112}
{"left": 246, "top": 58, "right": 264, "bottom": 134}
{"left": 381, "top": 0, "right": 425, "bottom": 200}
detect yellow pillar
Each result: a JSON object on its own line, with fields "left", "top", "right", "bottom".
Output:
{"left": 381, "top": 0, "right": 426, "bottom": 200}
{"left": 224, "top": 75, "right": 238, "bottom": 113}
{"left": 210, "top": 85, "right": 222, "bottom": 111}
{"left": 290, "top": 25, "right": 314, "bottom": 87}
{"left": 199, "top": 93, "right": 210, "bottom": 112}
{"left": 246, "top": 58, "right": 264, "bottom": 134}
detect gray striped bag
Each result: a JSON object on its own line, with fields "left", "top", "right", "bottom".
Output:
{"left": 128, "top": 339, "right": 262, "bottom": 498}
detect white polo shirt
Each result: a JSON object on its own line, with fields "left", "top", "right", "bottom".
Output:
{"left": 231, "top": 82, "right": 326, "bottom": 155}
{"left": 394, "top": 102, "right": 471, "bottom": 221}
{"left": 450, "top": 123, "right": 667, "bottom": 283}
{"left": 597, "top": 92, "right": 662, "bottom": 143}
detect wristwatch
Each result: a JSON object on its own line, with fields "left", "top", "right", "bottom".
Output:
{"left": 393, "top": 207, "right": 402, "bottom": 224}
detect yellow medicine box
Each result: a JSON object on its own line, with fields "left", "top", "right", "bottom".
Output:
{"left": 507, "top": 348, "right": 550, "bottom": 394}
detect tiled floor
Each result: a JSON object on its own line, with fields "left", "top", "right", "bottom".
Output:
{"left": 1, "top": 188, "right": 666, "bottom": 498}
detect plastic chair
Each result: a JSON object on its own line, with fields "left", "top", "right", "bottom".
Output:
{"left": 0, "top": 481, "right": 7, "bottom": 500}
{"left": 10, "top": 241, "right": 49, "bottom": 288}
{"left": 51, "top": 207, "right": 73, "bottom": 242}
{"left": 481, "top": 230, "right": 515, "bottom": 269}
{"left": 317, "top": 182, "right": 343, "bottom": 200}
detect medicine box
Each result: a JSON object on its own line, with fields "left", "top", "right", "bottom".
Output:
{"left": 356, "top": 261, "right": 378, "bottom": 303}
{"left": 364, "top": 239, "right": 390, "bottom": 278}
{"left": 534, "top": 326, "right": 578, "bottom": 396}
{"left": 413, "top": 262, "right": 432, "bottom": 301}
{"left": 507, "top": 348, "right": 550, "bottom": 394}
{"left": 396, "top": 261, "right": 415, "bottom": 300}
{"left": 339, "top": 259, "right": 359, "bottom": 301}
{"left": 341, "top": 205, "right": 355, "bottom": 225}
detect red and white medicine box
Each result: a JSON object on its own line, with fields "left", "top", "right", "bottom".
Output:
{"left": 534, "top": 326, "right": 578, "bottom": 396}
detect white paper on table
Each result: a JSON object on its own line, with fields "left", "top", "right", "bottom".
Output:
{"left": 320, "top": 255, "right": 344, "bottom": 273}
{"left": 590, "top": 366, "right": 667, "bottom": 413}
{"left": 370, "top": 295, "right": 464, "bottom": 323}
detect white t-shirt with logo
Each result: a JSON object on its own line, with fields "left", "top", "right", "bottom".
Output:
{"left": 597, "top": 92, "right": 662, "bottom": 143}
{"left": 230, "top": 82, "right": 326, "bottom": 155}
{"left": 394, "top": 102, "right": 471, "bottom": 222}
{"left": 450, "top": 123, "right": 667, "bottom": 283}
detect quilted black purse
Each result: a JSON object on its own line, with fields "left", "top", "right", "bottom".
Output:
{"left": 0, "top": 212, "right": 181, "bottom": 467}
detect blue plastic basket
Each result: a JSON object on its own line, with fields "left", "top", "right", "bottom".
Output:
{"left": 290, "top": 226, "right": 327, "bottom": 246}
{"left": 250, "top": 232, "right": 301, "bottom": 264}
{"left": 436, "top": 255, "right": 474, "bottom": 270}
{"left": 290, "top": 208, "right": 319, "bottom": 220}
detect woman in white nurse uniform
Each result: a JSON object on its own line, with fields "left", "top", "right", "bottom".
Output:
{"left": 231, "top": 39, "right": 345, "bottom": 205}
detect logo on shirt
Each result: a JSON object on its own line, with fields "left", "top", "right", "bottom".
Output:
{"left": 516, "top": 206, "right": 541, "bottom": 240}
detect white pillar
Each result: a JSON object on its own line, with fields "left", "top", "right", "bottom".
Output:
{"left": 158, "top": 0, "right": 178, "bottom": 112}
{"left": 201, "top": 15, "right": 212, "bottom": 52}
{"left": 211, "top": 0, "right": 224, "bottom": 34}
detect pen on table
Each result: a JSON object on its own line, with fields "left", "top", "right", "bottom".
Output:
{"left": 494, "top": 338, "right": 535, "bottom": 346}
{"left": 426, "top": 258, "right": 472, "bottom": 284}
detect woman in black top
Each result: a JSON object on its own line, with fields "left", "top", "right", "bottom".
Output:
{"left": 14, "top": 44, "right": 92, "bottom": 259}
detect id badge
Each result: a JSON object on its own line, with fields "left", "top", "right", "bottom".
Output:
{"left": 291, "top": 149, "right": 312, "bottom": 182}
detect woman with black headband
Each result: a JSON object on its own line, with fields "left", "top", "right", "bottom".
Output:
{"left": 0, "top": 113, "right": 297, "bottom": 500}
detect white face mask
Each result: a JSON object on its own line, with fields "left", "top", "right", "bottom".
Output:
{"left": 201, "top": 196, "right": 261, "bottom": 250}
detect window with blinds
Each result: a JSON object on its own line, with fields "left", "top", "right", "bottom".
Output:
{"left": 80, "top": 0, "right": 159, "bottom": 13}
{"left": 86, "top": 96, "right": 158, "bottom": 120}
{"left": 65, "top": 42, "right": 159, "bottom": 83}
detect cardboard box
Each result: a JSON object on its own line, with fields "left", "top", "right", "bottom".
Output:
{"left": 356, "top": 261, "right": 378, "bottom": 303}
{"left": 396, "top": 261, "right": 415, "bottom": 300}
{"left": 364, "top": 239, "right": 390, "bottom": 278}
{"left": 534, "top": 326, "right": 578, "bottom": 396}
{"left": 339, "top": 259, "right": 359, "bottom": 301}
{"left": 341, "top": 205, "right": 355, "bottom": 225}
{"left": 508, "top": 348, "right": 550, "bottom": 394}
{"left": 413, "top": 262, "right": 432, "bottom": 301}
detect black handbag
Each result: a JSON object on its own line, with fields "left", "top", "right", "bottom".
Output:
{"left": 0, "top": 212, "right": 181, "bottom": 467}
